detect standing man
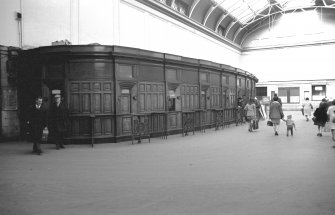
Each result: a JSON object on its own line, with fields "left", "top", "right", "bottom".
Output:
{"left": 26, "top": 96, "right": 48, "bottom": 155}
{"left": 270, "top": 93, "right": 282, "bottom": 106}
{"left": 49, "top": 94, "right": 69, "bottom": 150}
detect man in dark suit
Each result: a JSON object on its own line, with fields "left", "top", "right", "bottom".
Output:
{"left": 48, "top": 94, "right": 69, "bottom": 150}
{"left": 26, "top": 96, "right": 48, "bottom": 155}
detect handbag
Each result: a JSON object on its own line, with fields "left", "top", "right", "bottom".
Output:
{"left": 25, "top": 121, "right": 33, "bottom": 142}
{"left": 267, "top": 120, "right": 273, "bottom": 126}
{"left": 42, "top": 127, "right": 49, "bottom": 142}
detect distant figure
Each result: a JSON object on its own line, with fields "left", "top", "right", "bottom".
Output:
{"left": 49, "top": 94, "right": 69, "bottom": 150}
{"left": 26, "top": 96, "right": 48, "bottom": 155}
{"left": 302, "top": 97, "right": 313, "bottom": 121}
{"left": 283, "top": 115, "right": 296, "bottom": 136}
{"left": 271, "top": 93, "right": 282, "bottom": 106}
{"left": 326, "top": 99, "right": 335, "bottom": 144}
{"left": 254, "top": 97, "right": 262, "bottom": 120}
{"left": 244, "top": 98, "right": 256, "bottom": 132}
{"left": 269, "top": 96, "right": 284, "bottom": 136}
{"left": 313, "top": 100, "right": 328, "bottom": 137}
{"left": 236, "top": 103, "right": 243, "bottom": 126}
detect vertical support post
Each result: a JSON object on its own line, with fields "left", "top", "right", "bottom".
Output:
{"left": 89, "top": 114, "right": 95, "bottom": 148}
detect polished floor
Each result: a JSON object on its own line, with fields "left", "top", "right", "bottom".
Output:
{"left": 1, "top": 111, "right": 335, "bottom": 215}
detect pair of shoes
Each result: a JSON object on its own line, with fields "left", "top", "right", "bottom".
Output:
{"left": 317, "top": 133, "right": 321, "bottom": 137}
{"left": 275, "top": 132, "right": 278, "bottom": 136}
{"left": 37, "top": 150, "right": 42, "bottom": 155}
{"left": 56, "top": 147, "right": 60, "bottom": 150}
{"left": 60, "top": 145, "right": 65, "bottom": 149}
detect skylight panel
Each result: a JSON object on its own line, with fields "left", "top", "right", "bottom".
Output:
{"left": 213, "top": 0, "right": 318, "bottom": 25}
{"left": 276, "top": 0, "right": 315, "bottom": 9}
{"left": 215, "top": 0, "right": 269, "bottom": 24}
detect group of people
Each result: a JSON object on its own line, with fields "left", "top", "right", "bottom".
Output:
{"left": 267, "top": 93, "right": 335, "bottom": 146}
{"left": 267, "top": 94, "right": 296, "bottom": 137}
{"left": 313, "top": 98, "right": 335, "bottom": 142}
{"left": 26, "top": 94, "right": 69, "bottom": 155}
{"left": 26, "top": 93, "right": 335, "bottom": 154}
{"left": 236, "top": 96, "right": 262, "bottom": 132}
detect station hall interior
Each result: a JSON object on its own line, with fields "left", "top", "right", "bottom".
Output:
{"left": 1, "top": 0, "right": 335, "bottom": 140}
{"left": 1, "top": 0, "right": 335, "bottom": 214}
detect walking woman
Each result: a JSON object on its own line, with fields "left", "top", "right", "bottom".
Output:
{"left": 244, "top": 98, "right": 256, "bottom": 132}
{"left": 327, "top": 99, "right": 335, "bottom": 144}
{"left": 269, "top": 97, "right": 284, "bottom": 136}
{"left": 313, "top": 100, "right": 328, "bottom": 137}
{"left": 302, "top": 97, "right": 313, "bottom": 121}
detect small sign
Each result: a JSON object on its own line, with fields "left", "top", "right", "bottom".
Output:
{"left": 169, "top": 90, "right": 176, "bottom": 98}
{"left": 52, "top": 89, "right": 61, "bottom": 95}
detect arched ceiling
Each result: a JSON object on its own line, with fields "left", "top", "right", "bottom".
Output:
{"left": 145, "top": 0, "right": 335, "bottom": 49}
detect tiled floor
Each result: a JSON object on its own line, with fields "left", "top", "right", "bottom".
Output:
{"left": 1, "top": 111, "right": 335, "bottom": 215}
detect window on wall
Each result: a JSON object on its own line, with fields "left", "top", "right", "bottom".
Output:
{"left": 312, "top": 85, "right": 326, "bottom": 101}
{"left": 246, "top": 80, "right": 250, "bottom": 89}
{"left": 237, "top": 78, "right": 242, "bottom": 87}
{"left": 168, "top": 90, "right": 176, "bottom": 111}
{"left": 167, "top": 69, "right": 178, "bottom": 81}
{"left": 278, "top": 87, "right": 300, "bottom": 103}
{"left": 222, "top": 75, "right": 229, "bottom": 85}
{"left": 119, "top": 65, "right": 134, "bottom": 79}
{"left": 256, "top": 87, "right": 267, "bottom": 99}
{"left": 200, "top": 73, "right": 208, "bottom": 82}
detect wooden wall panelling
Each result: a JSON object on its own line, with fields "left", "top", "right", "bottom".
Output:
{"left": 138, "top": 82, "right": 165, "bottom": 113}
{"left": 17, "top": 45, "right": 258, "bottom": 143}
{"left": 69, "top": 81, "right": 114, "bottom": 138}
{"left": 181, "top": 84, "right": 199, "bottom": 111}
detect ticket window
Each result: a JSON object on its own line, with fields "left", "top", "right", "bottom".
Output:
{"left": 120, "top": 89, "right": 131, "bottom": 114}
{"left": 168, "top": 90, "right": 176, "bottom": 111}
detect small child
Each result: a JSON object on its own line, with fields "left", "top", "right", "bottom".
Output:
{"left": 283, "top": 115, "right": 296, "bottom": 136}
{"left": 236, "top": 105, "right": 243, "bottom": 126}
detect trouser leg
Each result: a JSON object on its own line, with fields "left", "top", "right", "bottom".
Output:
{"left": 33, "top": 140, "right": 42, "bottom": 154}
{"left": 55, "top": 131, "right": 65, "bottom": 149}
{"left": 33, "top": 142, "right": 38, "bottom": 152}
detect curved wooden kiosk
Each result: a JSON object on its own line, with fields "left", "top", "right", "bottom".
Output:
{"left": 17, "top": 45, "right": 258, "bottom": 144}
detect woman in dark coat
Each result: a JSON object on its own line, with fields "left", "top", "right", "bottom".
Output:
{"left": 269, "top": 97, "right": 284, "bottom": 136}
{"left": 314, "top": 100, "right": 329, "bottom": 137}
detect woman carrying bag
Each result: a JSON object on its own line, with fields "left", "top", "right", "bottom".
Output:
{"left": 269, "top": 97, "right": 284, "bottom": 136}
